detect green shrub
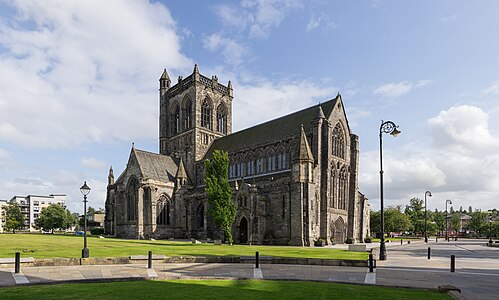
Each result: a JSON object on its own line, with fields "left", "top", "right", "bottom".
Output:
{"left": 364, "top": 237, "right": 372, "bottom": 243}
{"left": 90, "top": 228, "right": 104, "bottom": 235}
{"left": 345, "top": 237, "right": 354, "bottom": 244}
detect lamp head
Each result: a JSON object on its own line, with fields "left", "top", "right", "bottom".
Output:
{"left": 80, "top": 181, "right": 91, "bottom": 196}
{"left": 390, "top": 128, "right": 401, "bottom": 137}
{"left": 426, "top": 191, "right": 432, "bottom": 197}
{"left": 446, "top": 199, "right": 452, "bottom": 205}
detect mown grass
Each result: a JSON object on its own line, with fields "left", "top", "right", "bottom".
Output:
{"left": 0, "top": 280, "right": 451, "bottom": 300}
{"left": 0, "top": 234, "right": 367, "bottom": 260}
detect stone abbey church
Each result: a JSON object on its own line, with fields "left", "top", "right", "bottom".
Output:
{"left": 104, "top": 65, "right": 370, "bottom": 246}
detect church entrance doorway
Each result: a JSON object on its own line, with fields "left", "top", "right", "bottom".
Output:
{"left": 239, "top": 217, "right": 248, "bottom": 244}
{"left": 333, "top": 217, "right": 345, "bottom": 243}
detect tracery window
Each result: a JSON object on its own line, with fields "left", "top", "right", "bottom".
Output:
{"left": 171, "top": 102, "right": 180, "bottom": 134}
{"left": 338, "top": 166, "right": 348, "bottom": 210}
{"left": 127, "top": 178, "right": 138, "bottom": 221}
{"left": 183, "top": 97, "right": 192, "bottom": 130}
{"left": 217, "top": 104, "right": 227, "bottom": 134}
{"left": 156, "top": 195, "right": 171, "bottom": 226}
{"left": 332, "top": 123, "right": 345, "bottom": 159}
{"left": 201, "top": 99, "right": 212, "bottom": 129}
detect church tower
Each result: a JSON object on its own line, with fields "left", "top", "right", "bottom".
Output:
{"left": 159, "top": 65, "right": 233, "bottom": 177}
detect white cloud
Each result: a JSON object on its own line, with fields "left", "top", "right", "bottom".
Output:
{"left": 372, "top": 80, "right": 432, "bottom": 98}
{"left": 233, "top": 78, "right": 335, "bottom": 131}
{"left": 428, "top": 105, "right": 499, "bottom": 153}
{"left": 0, "top": 1, "right": 192, "bottom": 149}
{"left": 439, "top": 14, "right": 457, "bottom": 24}
{"left": 362, "top": 104, "right": 499, "bottom": 211}
{"left": 81, "top": 157, "right": 108, "bottom": 170}
{"left": 306, "top": 14, "right": 337, "bottom": 32}
{"left": 203, "top": 33, "right": 248, "bottom": 65}
{"left": 482, "top": 80, "right": 499, "bottom": 94}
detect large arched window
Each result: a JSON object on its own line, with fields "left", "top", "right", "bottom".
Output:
{"left": 201, "top": 98, "right": 212, "bottom": 129}
{"left": 331, "top": 167, "right": 336, "bottom": 208}
{"left": 127, "top": 177, "right": 138, "bottom": 221}
{"left": 266, "top": 149, "right": 276, "bottom": 172}
{"left": 338, "top": 166, "right": 348, "bottom": 210}
{"left": 156, "top": 195, "right": 171, "bottom": 226}
{"left": 216, "top": 104, "right": 227, "bottom": 134}
{"left": 197, "top": 203, "right": 204, "bottom": 229}
{"left": 183, "top": 97, "right": 192, "bottom": 130}
{"left": 332, "top": 123, "right": 345, "bottom": 159}
{"left": 171, "top": 102, "right": 180, "bottom": 134}
{"left": 277, "top": 147, "right": 288, "bottom": 170}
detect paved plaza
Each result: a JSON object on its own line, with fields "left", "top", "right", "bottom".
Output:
{"left": 0, "top": 239, "right": 497, "bottom": 299}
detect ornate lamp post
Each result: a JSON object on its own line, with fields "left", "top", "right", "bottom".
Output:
{"left": 445, "top": 199, "right": 452, "bottom": 242}
{"left": 424, "top": 191, "right": 432, "bottom": 243}
{"left": 379, "top": 120, "right": 401, "bottom": 261}
{"left": 80, "top": 181, "right": 91, "bottom": 258}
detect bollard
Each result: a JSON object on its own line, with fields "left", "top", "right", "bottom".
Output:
{"left": 427, "top": 247, "right": 431, "bottom": 259}
{"left": 255, "top": 251, "right": 259, "bottom": 269}
{"left": 15, "top": 252, "right": 20, "bottom": 274}
{"left": 368, "top": 254, "right": 374, "bottom": 273}
{"left": 148, "top": 250, "right": 152, "bottom": 269}
{"left": 436, "top": 237, "right": 438, "bottom": 242}
{"left": 400, "top": 239, "right": 403, "bottom": 245}
{"left": 408, "top": 240, "right": 411, "bottom": 244}
{"left": 450, "top": 255, "right": 455, "bottom": 272}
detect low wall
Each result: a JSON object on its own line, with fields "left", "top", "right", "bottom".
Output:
{"left": 0, "top": 256, "right": 367, "bottom": 268}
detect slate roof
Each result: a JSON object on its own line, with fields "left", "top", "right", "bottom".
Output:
{"left": 205, "top": 96, "right": 339, "bottom": 158}
{"left": 133, "top": 148, "right": 178, "bottom": 182}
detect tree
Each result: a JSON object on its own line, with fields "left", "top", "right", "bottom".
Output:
{"left": 450, "top": 213, "right": 461, "bottom": 233}
{"left": 370, "top": 210, "right": 381, "bottom": 237}
{"left": 384, "top": 206, "right": 412, "bottom": 233}
{"left": 469, "top": 211, "right": 487, "bottom": 237}
{"left": 404, "top": 198, "right": 424, "bottom": 235}
{"left": 4, "top": 201, "right": 24, "bottom": 233}
{"left": 204, "top": 150, "right": 236, "bottom": 244}
{"left": 35, "top": 204, "right": 68, "bottom": 233}
{"left": 87, "top": 206, "right": 96, "bottom": 216}
{"left": 64, "top": 210, "right": 78, "bottom": 229}
{"left": 431, "top": 210, "right": 446, "bottom": 235}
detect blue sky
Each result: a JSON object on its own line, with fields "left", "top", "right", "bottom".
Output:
{"left": 1, "top": 0, "right": 498, "bottom": 214}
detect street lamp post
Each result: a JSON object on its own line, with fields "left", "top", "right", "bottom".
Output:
{"left": 379, "top": 120, "right": 401, "bottom": 261}
{"left": 424, "top": 191, "right": 432, "bottom": 243}
{"left": 445, "top": 199, "right": 452, "bottom": 242}
{"left": 80, "top": 181, "right": 91, "bottom": 258}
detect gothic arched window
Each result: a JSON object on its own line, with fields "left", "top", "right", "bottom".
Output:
{"left": 156, "top": 195, "right": 171, "bottom": 226}
{"left": 183, "top": 97, "right": 192, "bottom": 130}
{"left": 171, "top": 102, "right": 180, "bottom": 134}
{"left": 266, "top": 149, "right": 276, "bottom": 172}
{"left": 332, "top": 123, "right": 345, "bottom": 159}
{"left": 127, "top": 177, "right": 138, "bottom": 221}
{"left": 217, "top": 104, "right": 227, "bottom": 134}
{"left": 331, "top": 168, "right": 336, "bottom": 208}
{"left": 338, "top": 166, "right": 348, "bottom": 210}
{"left": 201, "top": 98, "right": 212, "bottom": 129}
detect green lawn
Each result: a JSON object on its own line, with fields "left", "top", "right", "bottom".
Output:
{"left": 0, "top": 280, "right": 451, "bottom": 300}
{"left": 0, "top": 234, "right": 367, "bottom": 260}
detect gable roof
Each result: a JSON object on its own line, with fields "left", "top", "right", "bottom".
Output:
{"left": 132, "top": 148, "right": 178, "bottom": 182}
{"left": 205, "top": 95, "right": 340, "bottom": 158}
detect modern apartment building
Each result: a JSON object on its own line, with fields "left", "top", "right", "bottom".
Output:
{"left": 0, "top": 199, "right": 8, "bottom": 233}
{"left": 2, "top": 194, "right": 66, "bottom": 231}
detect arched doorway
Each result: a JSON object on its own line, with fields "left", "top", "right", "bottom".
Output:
{"left": 239, "top": 217, "right": 248, "bottom": 244}
{"left": 333, "top": 217, "right": 346, "bottom": 243}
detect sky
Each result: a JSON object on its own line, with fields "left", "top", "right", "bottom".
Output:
{"left": 0, "top": 0, "right": 498, "bottom": 214}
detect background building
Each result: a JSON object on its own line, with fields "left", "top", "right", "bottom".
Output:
{"left": 6, "top": 194, "right": 66, "bottom": 231}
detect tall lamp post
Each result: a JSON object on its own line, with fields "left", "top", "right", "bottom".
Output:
{"left": 80, "top": 181, "right": 91, "bottom": 258}
{"left": 424, "top": 191, "right": 432, "bottom": 243}
{"left": 445, "top": 199, "right": 452, "bottom": 242}
{"left": 379, "top": 120, "right": 401, "bottom": 261}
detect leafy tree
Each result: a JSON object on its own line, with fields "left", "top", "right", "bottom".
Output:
{"left": 384, "top": 206, "right": 412, "bottom": 233}
{"left": 370, "top": 210, "right": 381, "bottom": 237}
{"left": 404, "top": 198, "right": 424, "bottom": 235}
{"left": 35, "top": 204, "right": 68, "bottom": 233}
{"left": 87, "top": 206, "right": 96, "bottom": 216}
{"left": 469, "top": 211, "right": 487, "bottom": 236}
{"left": 450, "top": 213, "right": 461, "bottom": 233}
{"left": 431, "top": 210, "right": 446, "bottom": 235}
{"left": 204, "top": 150, "right": 236, "bottom": 244}
{"left": 64, "top": 210, "right": 78, "bottom": 229}
{"left": 4, "top": 201, "right": 24, "bottom": 233}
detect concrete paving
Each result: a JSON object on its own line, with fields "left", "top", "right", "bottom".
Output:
{"left": 0, "top": 239, "right": 497, "bottom": 300}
